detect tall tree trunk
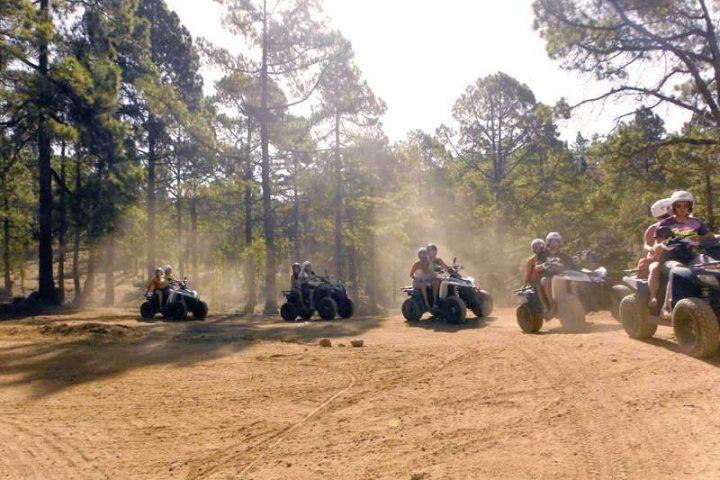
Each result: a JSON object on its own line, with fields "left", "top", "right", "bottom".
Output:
{"left": 57, "top": 142, "right": 67, "bottom": 304}
{"left": 81, "top": 246, "right": 96, "bottom": 306}
{"left": 176, "top": 161, "right": 184, "bottom": 276}
{"left": 333, "top": 110, "right": 344, "bottom": 280}
{"left": 292, "top": 153, "right": 301, "bottom": 259}
{"left": 243, "top": 125, "right": 256, "bottom": 313}
{"left": 72, "top": 152, "right": 82, "bottom": 304}
{"left": 189, "top": 196, "right": 198, "bottom": 279}
{"left": 37, "top": 0, "right": 55, "bottom": 303}
{"left": 2, "top": 181, "right": 11, "bottom": 295}
{"left": 146, "top": 119, "right": 158, "bottom": 278}
{"left": 706, "top": 164, "right": 715, "bottom": 230}
{"left": 104, "top": 238, "right": 115, "bottom": 306}
{"left": 72, "top": 227, "right": 81, "bottom": 304}
{"left": 260, "top": 2, "right": 277, "bottom": 314}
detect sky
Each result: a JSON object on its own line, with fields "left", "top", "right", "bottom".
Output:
{"left": 165, "top": 0, "right": 688, "bottom": 143}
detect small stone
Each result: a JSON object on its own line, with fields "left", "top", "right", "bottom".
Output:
{"left": 350, "top": 339, "right": 364, "bottom": 348}
{"left": 319, "top": 338, "right": 332, "bottom": 347}
{"left": 338, "top": 343, "right": 346, "bottom": 347}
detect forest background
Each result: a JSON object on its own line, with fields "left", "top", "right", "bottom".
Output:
{"left": 3, "top": 0, "right": 720, "bottom": 313}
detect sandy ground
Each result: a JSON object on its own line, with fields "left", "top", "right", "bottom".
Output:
{"left": 2, "top": 308, "right": 720, "bottom": 479}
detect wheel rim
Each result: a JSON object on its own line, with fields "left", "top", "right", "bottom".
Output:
{"left": 518, "top": 307, "right": 531, "bottom": 329}
{"left": 674, "top": 308, "right": 698, "bottom": 347}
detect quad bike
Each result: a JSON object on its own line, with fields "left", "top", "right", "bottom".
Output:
{"left": 401, "top": 258, "right": 493, "bottom": 324}
{"left": 619, "top": 237, "right": 720, "bottom": 358}
{"left": 516, "top": 256, "right": 630, "bottom": 333}
{"left": 141, "top": 279, "right": 208, "bottom": 321}
{"left": 280, "top": 275, "right": 354, "bottom": 322}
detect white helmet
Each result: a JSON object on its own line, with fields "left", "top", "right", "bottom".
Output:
{"left": 302, "top": 261, "right": 312, "bottom": 272}
{"left": 650, "top": 198, "right": 672, "bottom": 219}
{"left": 163, "top": 264, "right": 173, "bottom": 273}
{"left": 530, "top": 238, "right": 545, "bottom": 250}
{"left": 546, "top": 232, "right": 562, "bottom": 243}
{"left": 670, "top": 190, "right": 694, "bottom": 208}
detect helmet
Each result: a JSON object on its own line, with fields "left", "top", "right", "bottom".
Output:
{"left": 650, "top": 198, "right": 672, "bottom": 219}
{"left": 546, "top": 232, "right": 562, "bottom": 243}
{"left": 417, "top": 247, "right": 428, "bottom": 259}
{"left": 292, "top": 262, "right": 301, "bottom": 272}
{"left": 426, "top": 243, "right": 438, "bottom": 253}
{"left": 163, "top": 264, "right": 173, "bottom": 273}
{"left": 530, "top": 238, "right": 545, "bottom": 250}
{"left": 670, "top": 190, "right": 694, "bottom": 212}
{"left": 155, "top": 267, "right": 164, "bottom": 275}
{"left": 302, "top": 261, "right": 312, "bottom": 272}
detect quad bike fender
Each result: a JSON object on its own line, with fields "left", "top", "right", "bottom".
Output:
{"left": 439, "top": 279, "right": 468, "bottom": 298}
{"left": 551, "top": 276, "right": 577, "bottom": 301}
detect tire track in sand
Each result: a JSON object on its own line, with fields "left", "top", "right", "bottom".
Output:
{"left": 184, "top": 371, "right": 357, "bottom": 479}
{"left": 513, "top": 336, "right": 632, "bottom": 480}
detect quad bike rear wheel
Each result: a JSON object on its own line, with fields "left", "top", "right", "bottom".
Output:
{"left": 556, "top": 296, "right": 586, "bottom": 332}
{"left": 165, "top": 301, "right": 188, "bottom": 321}
{"left": 472, "top": 290, "right": 494, "bottom": 318}
{"left": 402, "top": 298, "right": 422, "bottom": 323}
{"left": 441, "top": 296, "right": 467, "bottom": 324}
{"left": 516, "top": 304, "right": 543, "bottom": 333}
{"left": 338, "top": 298, "right": 354, "bottom": 319}
{"left": 140, "top": 301, "right": 155, "bottom": 319}
{"left": 281, "top": 302, "right": 298, "bottom": 322}
{"left": 672, "top": 298, "right": 720, "bottom": 358}
{"left": 620, "top": 294, "right": 657, "bottom": 339}
{"left": 191, "top": 300, "right": 208, "bottom": 320}
{"left": 317, "top": 297, "right": 338, "bottom": 321}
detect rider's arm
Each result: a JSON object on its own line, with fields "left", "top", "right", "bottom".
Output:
{"left": 524, "top": 258, "right": 535, "bottom": 284}
{"left": 410, "top": 261, "right": 421, "bottom": 279}
{"left": 643, "top": 225, "right": 656, "bottom": 253}
{"left": 436, "top": 257, "right": 449, "bottom": 269}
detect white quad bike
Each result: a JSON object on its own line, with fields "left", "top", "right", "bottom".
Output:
{"left": 537, "top": 257, "right": 628, "bottom": 333}
{"left": 402, "top": 259, "right": 494, "bottom": 324}
{"left": 141, "top": 279, "right": 208, "bottom": 321}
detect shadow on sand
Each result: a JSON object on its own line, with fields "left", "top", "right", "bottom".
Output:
{"left": 404, "top": 315, "right": 497, "bottom": 332}
{"left": 0, "top": 314, "right": 386, "bottom": 398}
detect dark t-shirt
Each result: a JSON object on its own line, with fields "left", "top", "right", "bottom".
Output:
{"left": 658, "top": 216, "right": 709, "bottom": 239}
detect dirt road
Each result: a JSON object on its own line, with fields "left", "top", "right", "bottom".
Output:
{"left": 1, "top": 308, "right": 720, "bottom": 479}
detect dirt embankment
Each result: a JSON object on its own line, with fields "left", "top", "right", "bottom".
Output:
{"left": 1, "top": 309, "right": 720, "bottom": 479}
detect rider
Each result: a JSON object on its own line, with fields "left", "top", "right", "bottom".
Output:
{"left": 146, "top": 267, "right": 167, "bottom": 307}
{"left": 299, "top": 261, "right": 318, "bottom": 309}
{"left": 410, "top": 247, "right": 433, "bottom": 307}
{"left": 525, "top": 239, "right": 549, "bottom": 309}
{"left": 163, "top": 264, "right": 176, "bottom": 284}
{"left": 652, "top": 191, "right": 714, "bottom": 316}
{"left": 537, "top": 232, "right": 575, "bottom": 312}
{"left": 426, "top": 243, "right": 449, "bottom": 305}
{"left": 290, "top": 262, "right": 302, "bottom": 294}
{"left": 637, "top": 198, "right": 672, "bottom": 279}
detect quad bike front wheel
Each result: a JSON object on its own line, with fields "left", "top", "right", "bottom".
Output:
{"left": 516, "top": 304, "right": 543, "bottom": 333}
{"left": 556, "top": 296, "right": 586, "bottom": 332}
{"left": 441, "top": 296, "right": 467, "bottom": 324}
{"left": 672, "top": 298, "right": 720, "bottom": 358}
{"left": 619, "top": 294, "right": 657, "bottom": 339}
{"left": 610, "top": 285, "right": 632, "bottom": 321}
{"left": 281, "top": 302, "right": 298, "bottom": 322}
{"left": 192, "top": 300, "right": 208, "bottom": 320}
{"left": 165, "top": 301, "right": 188, "bottom": 321}
{"left": 402, "top": 298, "right": 422, "bottom": 323}
{"left": 317, "top": 297, "right": 338, "bottom": 321}
{"left": 472, "top": 290, "right": 494, "bottom": 318}
{"left": 338, "top": 298, "right": 354, "bottom": 319}
{"left": 140, "top": 301, "right": 155, "bottom": 319}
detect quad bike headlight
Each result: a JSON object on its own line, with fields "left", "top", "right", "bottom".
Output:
{"left": 698, "top": 274, "right": 720, "bottom": 287}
